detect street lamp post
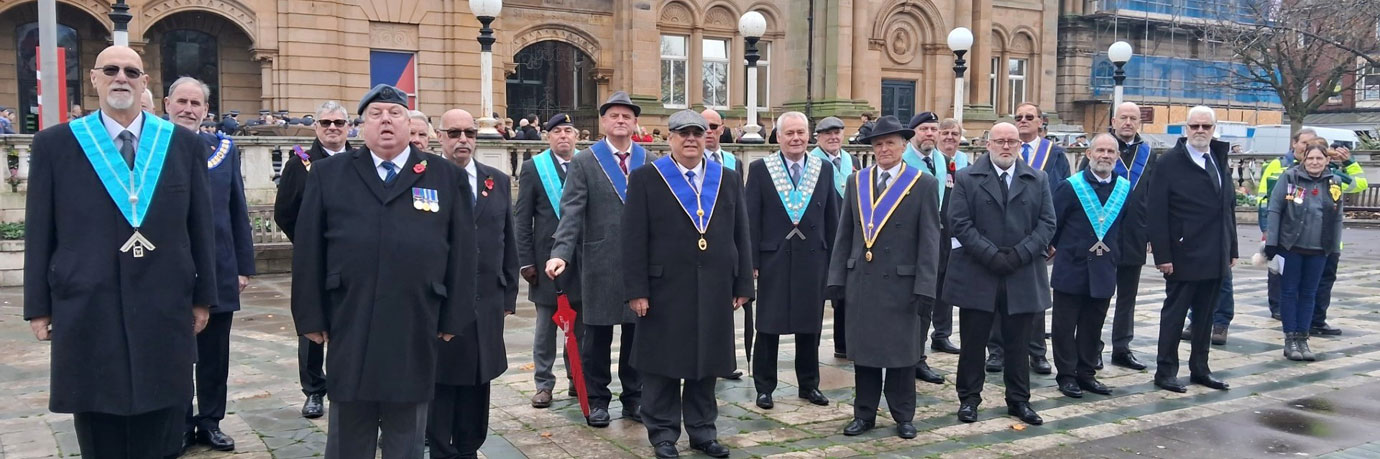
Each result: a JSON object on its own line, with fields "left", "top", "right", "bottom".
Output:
{"left": 471, "top": 0, "right": 503, "bottom": 139}
{"left": 738, "top": 11, "right": 766, "bottom": 144}
{"left": 1108, "top": 41, "right": 1133, "bottom": 121}
{"left": 946, "top": 27, "right": 973, "bottom": 125}
{"left": 110, "top": 0, "right": 132, "bottom": 46}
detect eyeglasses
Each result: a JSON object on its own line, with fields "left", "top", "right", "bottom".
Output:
{"left": 1187, "top": 124, "right": 1215, "bottom": 131}
{"left": 707, "top": 123, "right": 721, "bottom": 130}
{"left": 316, "top": 119, "right": 348, "bottom": 127}
{"left": 96, "top": 65, "right": 143, "bottom": 79}
{"left": 990, "top": 139, "right": 1022, "bottom": 146}
{"left": 445, "top": 129, "right": 479, "bottom": 139}
{"left": 1013, "top": 114, "right": 1039, "bottom": 122}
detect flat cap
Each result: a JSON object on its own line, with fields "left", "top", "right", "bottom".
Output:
{"left": 544, "top": 113, "right": 574, "bottom": 131}
{"left": 599, "top": 91, "right": 641, "bottom": 117}
{"left": 907, "top": 111, "right": 938, "bottom": 129}
{"left": 667, "top": 110, "right": 707, "bottom": 132}
{"left": 815, "top": 116, "right": 845, "bottom": 133}
{"left": 357, "top": 84, "right": 409, "bottom": 115}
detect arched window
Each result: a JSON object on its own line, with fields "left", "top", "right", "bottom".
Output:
{"left": 161, "top": 29, "right": 219, "bottom": 116}
{"left": 16, "top": 22, "right": 80, "bottom": 133}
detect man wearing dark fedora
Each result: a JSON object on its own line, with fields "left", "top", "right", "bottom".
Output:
{"left": 827, "top": 115, "right": 942, "bottom": 439}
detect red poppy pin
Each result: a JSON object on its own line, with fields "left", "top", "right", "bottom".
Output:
{"left": 483, "top": 176, "right": 494, "bottom": 196}
{"left": 413, "top": 160, "right": 427, "bottom": 174}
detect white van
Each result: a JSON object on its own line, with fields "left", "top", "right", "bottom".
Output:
{"left": 1250, "top": 125, "right": 1360, "bottom": 155}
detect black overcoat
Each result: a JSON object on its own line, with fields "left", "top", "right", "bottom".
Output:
{"left": 1051, "top": 170, "right": 1125, "bottom": 298}
{"left": 273, "top": 139, "right": 349, "bottom": 242}
{"left": 202, "top": 133, "right": 255, "bottom": 312}
{"left": 745, "top": 156, "right": 838, "bottom": 334}
{"left": 24, "top": 117, "right": 217, "bottom": 415}
{"left": 622, "top": 161, "right": 755, "bottom": 380}
{"left": 436, "top": 161, "right": 517, "bottom": 386}
{"left": 515, "top": 156, "right": 581, "bottom": 304}
{"left": 1113, "top": 134, "right": 1159, "bottom": 266}
{"left": 290, "top": 146, "right": 477, "bottom": 403}
{"left": 1146, "top": 138, "right": 1238, "bottom": 281}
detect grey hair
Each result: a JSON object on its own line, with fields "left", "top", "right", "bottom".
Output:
{"left": 1090, "top": 132, "right": 1119, "bottom": 147}
{"left": 168, "top": 77, "right": 210, "bottom": 101}
{"left": 1186, "top": 105, "right": 1216, "bottom": 124}
{"left": 409, "top": 110, "right": 429, "bottom": 124}
{"left": 1291, "top": 127, "right": 1317, "bottom": 142}
{"left": 316, "top": 100, "right": 348, "bottom": 119}
{"left": 776, "top": 111, "right": 809, "bottom": 129}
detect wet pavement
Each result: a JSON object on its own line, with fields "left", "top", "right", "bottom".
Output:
{"left": 1, "top": 225, "right": 1378, "bottom": 458}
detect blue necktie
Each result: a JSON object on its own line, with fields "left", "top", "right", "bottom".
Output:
{"left": 790, "top": 162, "right": 802, "bottom": 187}
{"left": 1021, "top": 144, "right": 1031, "bottom": 163}
{"left": 381, "top": 161, "right": 397, "bottom": 185}
{"left": 686, "top": 170, "right": 699, "bottom": 194}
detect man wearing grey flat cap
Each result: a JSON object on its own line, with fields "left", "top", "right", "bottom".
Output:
{"left": 623, "top": 109, "right": 753, "bottom": 459}
{"left": 291, "top": 84, "right": 477, "bottom": 458}
{"left": 808, "top": 116, "right": 860, "bottom": 359}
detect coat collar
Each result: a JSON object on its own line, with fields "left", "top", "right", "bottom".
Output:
{"left": 969, "top": 153, "right": 1036, "bottom": 204}
{"left": 350, "top": 144, "right": 425, "bottom": 205}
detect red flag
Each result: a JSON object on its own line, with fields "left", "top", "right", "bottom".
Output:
{"left": 553, "top": 290, "right": 589, "bottom": 417}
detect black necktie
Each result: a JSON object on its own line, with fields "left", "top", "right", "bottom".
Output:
{"left": 876, "top": 171, "right": 891, "bottom": 195}
{"left": 118, "top": 130, "right": 136, "bottom": 169}
{"left": 832, "top": 157, "right": 842, "bottom": 172}
{"left": 923, "top": 155, "right": 936, "bottom": 175}
{"left": 1202, "top": 153, "right": 1221, "bottom": 192}
{"left": 998, "top": 172, "right": 1010, "bottom": 202}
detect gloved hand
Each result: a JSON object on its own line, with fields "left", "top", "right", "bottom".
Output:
{"left": 989, "top": 247, "right": 1018, "bottom": 275}
{"left": 1263, "top": 245, "right": 1279, "bottom": 259}
{"left": 826, "top": 285, "right": 846, "bottom": 301}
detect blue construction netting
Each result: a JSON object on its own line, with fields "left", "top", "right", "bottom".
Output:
{"left": 1091, "top": 54, "right": 1281, "bottom": 104}
{"left": 1098, "top": 0, "right": 1258, "bottom": 23}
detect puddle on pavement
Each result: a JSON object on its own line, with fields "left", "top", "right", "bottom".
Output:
{"left": 1255, "top": 409, "right": 1332, "bottom": 437}
{"left": 1289, "top": 397, "right": 1336, "bottom": 413}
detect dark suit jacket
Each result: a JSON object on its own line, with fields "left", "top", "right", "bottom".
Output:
{"left": 274, "top": 139, "right": 350, "bottom": 242}
{"left": 1114, "top": 134, "right": 1159, "bottom": 266}
{"left": 437, "top": 161, "right": 517, "bottom": 386}
{"left": 942, "top": 154, "right": 1056, "bottom": 314}
{"left": 1051, "top": 170, "right": 1124, "bottom": 298}
{"left": 515, "top": 156, "right": 581, "bottom": 304}
{"left": 24, "top": 118, "right": 217, "bottom": 415}
{"left": 201, "top": 133, "right": 256, "bottom": 312}
{"left": 1147, "top": 138, "right": 1238, "bottom": 281}
{"left": 290, "top": 146, "right": 477, "bottom": 403}
{"left": 746, "top": 156, "right": 839, "bottom": 335}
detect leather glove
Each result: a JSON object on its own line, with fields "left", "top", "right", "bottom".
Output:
{"left": 826, "top": 285, "right": 846, "bottom": 301}
{"left": 1263, "top": 245, "right": 1279, "bottom": 259}
{"left": 1002, "top": 248, "right": 1024, "bottom": 269}
{"left": 989, "top": 248, "right": 1017, "bottom": 275}
{"left": 915, "top": 295, "right": 935, "bottom": 315}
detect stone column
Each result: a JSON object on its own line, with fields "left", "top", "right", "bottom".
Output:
{"left": 252, "top": 50, "right": 277, "bottom": 110}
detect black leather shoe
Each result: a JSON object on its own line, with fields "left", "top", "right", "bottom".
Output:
{"left": 653, "top": 441, "right": 679, "bottom": 458}
{"left": 1057, "top": 379, "right": 1084, "bottom": 398}
{"left": 834, "top": 351, "right": 847, "bottom": 359}
{"left": 1095, "top": 354, "right": 1104, "bottom": 370}
{"left": 1271, "top": 311, "right": 1281, "bottom": 321}
{"left": 1078, "top": 377, "right": 1112, "bottom": 395}
{"left": 621, "top": 405, "right": 642, "bottom": 423}
{"left": 896, "top": 421, "right": 917, "bottom": 439}
{"left": 985, "top": 354, "right": 1003, "bottom": 372}
{"left": 1180, "top": 327, "right": 1191, "bottom": 340}
{"left": 181, "top": 431, "right": 195, "bottom": 454}
{"left": 1190, "top": 373, "right": 1230, "bottom": 391}
{"left": 1155, "top": 378, "right": 1188, "bottom": 393}
{"left": 756, "top": 392, "right": 775, "bottom": 409}
{"left": 1031, "top": 356, "right": 1052, "bottom": 375}
{"left": 1006, "top": 402, "right": 1043, "bottom": 425}
{"left": 931, "top": 338, "right": 960, "bottom": 354}
{"left": 568, "top": 385, "right": 578, "bottom": 397}
{"left": 301, "top": 393, "right": 325, "bottom": 419}
{"left": 957, "top": 401, "right": 980, "bottom": 423}
{"left": 198, "top": 427, "right": 235, "bottom": 451}
{"left": 915, "top": 362, "right": 944, "bottom": 384}
{"left": 586, "top": 407, "right": 611, "bottom": 427}
{"left": 1311, "top": 323, "right": 1342, "bottom": 336}
{"left": 843, "top": 418, "right": 875, "bottom": 436}
{"left": 723, "top": 370, "right": 743, "bottom": 380}
{"left": 691, "top": 440, "right": 730, "bottom": 458}
{"left": 799, "top": 389, "right": 829, "bottom": 406}
{"left": 1110, "top": 352, "right": 1147, "bottom": 370}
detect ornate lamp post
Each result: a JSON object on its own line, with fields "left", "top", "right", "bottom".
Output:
{"left": 110, "top": 0, "right": 132, "bottom": 46}
{"left": 738, "top": 11, "right": 767, "bottom": 144}
{"left": 470, "top": 0, "right": 503, "bottom": 139}
{"left": 1108, "top": 41, "right": 1133, "bottom": 119}
{"left": 946, "top": 27, "right": 973, "bottom": 125}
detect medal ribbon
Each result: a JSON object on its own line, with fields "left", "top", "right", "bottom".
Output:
{"left": 1068, "top": 175, "right": 1130, "bottom": 242}
{"left": 533, "top": 149, "right": 566, "bottom": 218}
{"left": 1024, "top": 138, "right": 1053, "bottom": 170}
{"left": 857, "top": 165, "right": 921, "bottom": 250}
{"left": 652, "top": 156, "right": 721, "bottom": 235}
{"left": 809, "top": 147, "right": 853, "bottom": 197}
{"left": 764, "top": 153, "right": 821, "bottom": 225}
{"left": 1113, "top": 142, "right": 1151, "bottom": 189}
{"left": 589, "top": 139, "right": 645, "bottom": 202}
{"left": 71, "top": 111, "right": 174, "bottom": 229}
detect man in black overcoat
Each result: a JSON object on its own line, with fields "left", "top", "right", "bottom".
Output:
{"left": 291, "top": 84, "right": 477, "bottom": 458}
{"left": 623, "top": 110, "right": 754, "bottom": 459}
{"left": 1104, "top": 102, "right": 1156, "bottom": 371}
{"left": 945, "top": 122, "right": 1055, "bottom": 426}
{"left": 826, "top": 115, "right": 942, "bottom": 440}
{"left": 273, "top": 99, "right": 352, "bottom": 419}
{"left": 1146, "top": 106, "right": 1236, "bottom": 394}
{"left": 746, "top": 112, "right": 838, "bottom": 410}
{"left": 808, "top": 117, "right": 861, "bottom": 359}
{"left": 427, "top": 108, "right": 517, "bottom": 458}
{"left": 24, "top": 45, "right": 217, "bottom": 456}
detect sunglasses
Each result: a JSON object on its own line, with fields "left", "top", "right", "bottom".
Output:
{"left": 445, "top": 129, "right": 479, "bottom": 139}
{"left": 707, "top": 123, "right": 722, "bottom": 130}
{"left": 97, "top": 65, "right": 143, "bottom": 79}
{"left": 1013, "top": 114, "right": 1039, "bottom": 122}
{"left": 317, "top": 119, "right": 348, "bottom": 127}
{"left": 1187, "top": 124, "right": 1215, "bottom": 131}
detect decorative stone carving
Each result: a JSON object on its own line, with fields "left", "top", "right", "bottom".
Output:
{"left": 882, "top": 16, "right": 923, "bottom": 65}
{"left": 0, "top": 0, "right": 109, "bottom": 24}
{"left": 369, "top": 22, "right": 419, "bottom": 51}
{"left": 141, "top": 0, "right": 257, "bottom": 43}
{"left": 511, "top": 25, "right": 601, "bottom": 63}
{"left": 659, "top": 1, "right": 694, "bottom": 27}
{"left": 704, "top": 6, "right": 735, "bottom": 30}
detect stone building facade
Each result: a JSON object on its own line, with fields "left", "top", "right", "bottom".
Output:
{"left": 0, "top": 0, "right": 1062, "bottom": 135}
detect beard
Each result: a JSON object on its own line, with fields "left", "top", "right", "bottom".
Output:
{"left": 1188, "top": 136, "right": 1212, "bottom": 150}
{"left": 107, "top": 93, "right": 134, "bottom": 110}
{"left": 1090, "top": 161, "right": 1116, "bottom": 176}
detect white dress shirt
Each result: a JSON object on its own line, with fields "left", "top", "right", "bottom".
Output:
{"left": 782, "top": 153, "right": 806, "bottom": 185}
{"left": 370, "top": 147, "right": 411, "bottom": 182}
{"left": 102, "top": 111, "right": 144, "bottom": 151}
{"left": 876, "top": 161, "right": 904, "bottom": 189}
{"left": 324, "top": 146, "right": 347, "bottom": 156}
{"left": 463, "top": 160, "right": 479, "bottom": 198}
{"left": 673, "top": 158, "right": 706, "bottom": 192}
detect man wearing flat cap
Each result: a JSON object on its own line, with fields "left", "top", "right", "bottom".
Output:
{"left": 624, "top": 109, "right": 753, "bottom": 459}
{"left": 808, "top": 116, "right": 860, "bottom": 359}
{"left": 900, "top": 110, "right": 950, "bottom": 385}
{"left": 546, "top": 90, "right": 647, "bottom": 427}
{"left": 291, "top": 84, "right": 477, "bottom": 458}
{"left": 827, "top": 115, "right": 942, "bottom": 439}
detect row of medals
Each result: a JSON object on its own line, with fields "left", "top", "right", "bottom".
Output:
{"left": 414, "top": 196, "right": 440, "bottom": 212}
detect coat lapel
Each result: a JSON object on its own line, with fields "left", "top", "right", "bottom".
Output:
{"left": 1007, "top": 162, "right": 1033, "bottom": 203}
{"left": 351, "top": 149, "right": 389, "bottom": 204}
{"left": 472, "top": 162, "right": 493, "bottom": 222}
{"left": 384, "top": 149, "right": 425, "bottom": 205}
{"left": 974, "top": 156, "right": 1006, "bottom": 207}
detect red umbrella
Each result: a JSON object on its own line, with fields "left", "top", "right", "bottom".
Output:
{"left": 552, "top": 283, "right": 590, "bottom": 417}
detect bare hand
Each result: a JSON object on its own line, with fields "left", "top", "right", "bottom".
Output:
{"left": 1157, "top": 263, "right": 1174, "bottom": 275}
{"left": 29, "top": 316, "right": 51, "bottom": 341}
{"left": 193, "top": 306, "right": 210, "bottom": 334}
{"left": 753, "top": 269, "right": 758, "bottom": 279}
{"left": 438, "top": 332, "right": 455, "bottom": 342}
{"left": 733, "top": 297, "right": 749, "bottom": 310}
{"left": 1046, "top": 247, "right": 1057, "bottom": 262}
{"left": 1230, "top": 258, "right": 1237, "bottom": 268}
{"left": 305, "top": 331, "right": 329, "bottom": 345}
{"left": 1334, "top": 146, "right": 1351, "bottom": 162}
{"left": 237, "top": 276, "right": 250, "bottom": 292}
{"left": 630, "top": 298, "right": 649, "bottom": 317}
{"left": 520, "top": 266, "right": 537, "bottom": 285}
{"left": 545, "top": 258, "right": 567, "bottom": 280}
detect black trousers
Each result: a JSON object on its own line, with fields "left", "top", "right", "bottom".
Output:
{"left": 1156, "top": 278, "right": 1222, "bottom": 381}
{"left": 752, "top": 333, "right": 820, "bottom": 395}
{"left": 915, "top": 298, "right": 935, "bottom": 364}
{"left": 957, "top": 283, "right": 1034, "bottom": 404}
{"left": 1107, "top": 264, "right": 1142, "bottom": 354}
{"left": 299, "top": 336, "right": 327, "bottom": 396}
{"left": 1051, "top": 292, "right": 1110, "bottom": 382}
{"left": 854, "top": 366, "right": 915, "bottom": 423}
{"left": 582, "top": 323, "right": 641, "bottom": 410}
{"left": 1268, "top": 270, "right": 1281, "bottom": 315}
{"left": 186, "top": 312, "right": 233, "bottom": 433}
{"left": 427, "top": 383, "right": 490, "bottom": 459}
{"left": 640, "top": 373, "right": 717, "bottom": 446}
{"left": 74, "top": 406, "right": 181, "bottom": 459}
{"left": 1312, "top": 252, "right": 1341, "bottom": 328}
{"left": 931, "top": 263, "right": 954, "bottom": 342}
{"left": 986, "top": 311, "right": 1046, "bottom": 360}
{"left": 832, "top": 299, "right": 847, "bottom": 354}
